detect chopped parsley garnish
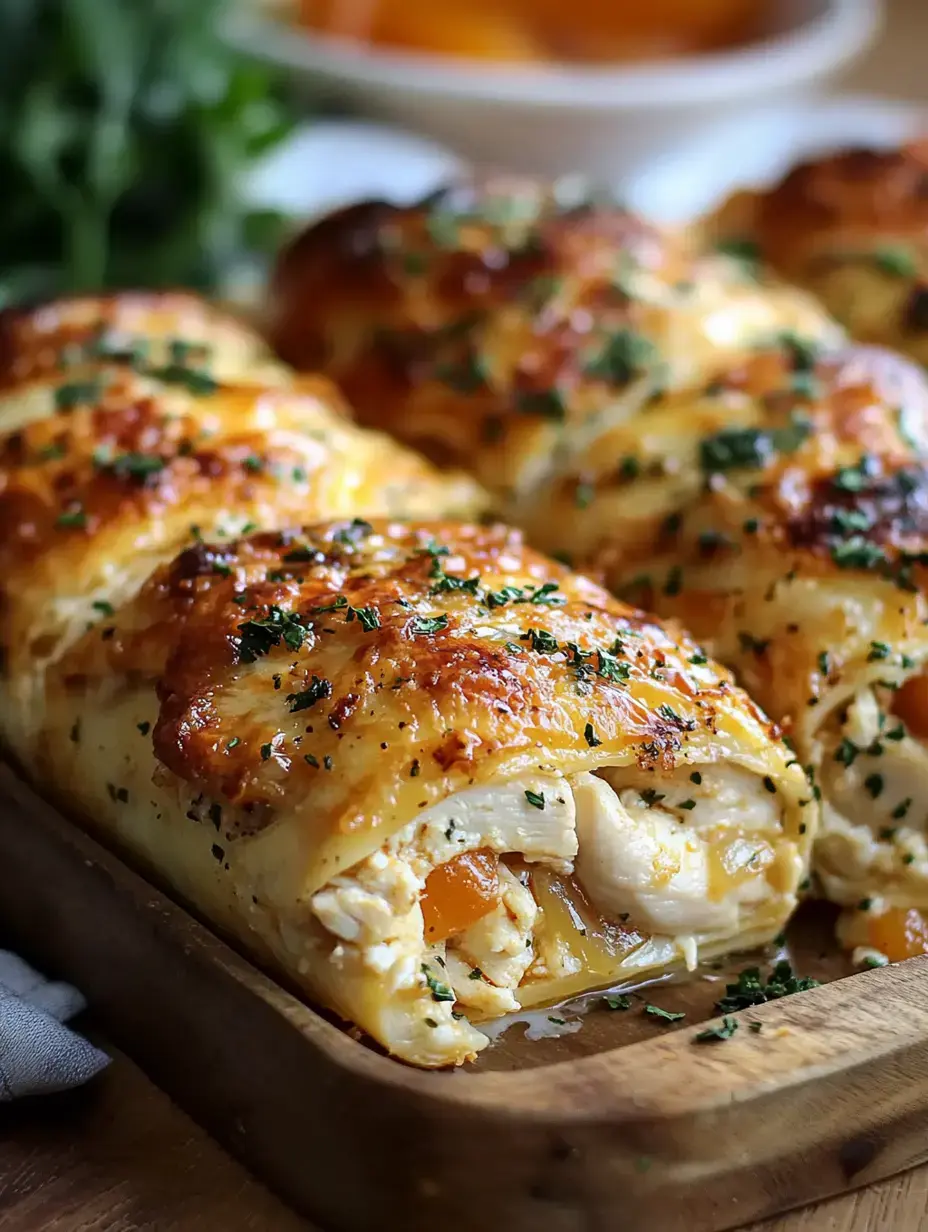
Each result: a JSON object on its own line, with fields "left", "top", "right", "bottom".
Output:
{"left": 54, "top": 379, "right": 104, "bottom": 410}
{"left": 311, "top": 595, "right": 348, "bottom": 614}
{"left": 833, "top": 457, "right": 875, "bottom": 492}
{"left": 333, "top": 518, "right": 373, "bottom": 548}
{"left": 56, "top": 507, "right": 87, "bottom": 528}
{"left": 260, "top": 743, "right": 273, "bottom": 760}
{"left": 694, "top": 1016, "right": 739, "bottom": 1043}
{"left": 596, "top": 649, "right": 630, "bottom": 683}
{"left": 714, "top": 960, "right": 818, "bottom": 1014}
{"left": 514, "top": 388, "right": 566, "bottom": 420}
{"left": 421, "top": 964, "right": 455, "bottom": 1002}
{"left": 147, "top": 363, "right": 217, "bottom": 395}
{"left": 716, "top": 237, "right": 760, "bottom": 265}
{"left": 604, "top": 994, "right": 632, "bottom": 1011}
{"left": 644, "top": 1004, "right": 685, "bottom": 1023}
{"left": 287, "top": 675, "right": 333, "bottom": 712}
{"left": 524, "top": 789, "right": 545, "bottom": 810}
{"left": 583, "top": 328, "right": 655, "bottom": 387}
{"left": 136, "top": 721, "right": 150, "bottom": 736}
{"left": 699, "top": 415, "right": 810, "bottom": 473}
{"left": 408, "top": 615, "right": 449, "bottom": 636}
{"left": 92, "top": 600, "right": 115, "bottom": 617}
{"left": 868, "top": 641, "right": 891, "bottom": 661}
{"left": 346, "top": 605, "right": 380, "bottom": 632}
{"left": 584, "top": 722, "right": 602, "bottom": 748}
{"left": 524, "top": 628, "right": 558, "bottom": 654}
{"left": 237, "top": 607, "right": 306, "bottom": 662}
{"left": 304, "top": 753, "right": 319, "bottom": 768}
{"left": 834, "top": 738, "right": 858, "bottom": 767}
{"left": 864, "top": 773, "right": 884, "bottom": 799}
{"left": 874, "top": 245, "right": 918, "bottom": 278}
{"left": 678, "top": 799, "right": 697, "bottom": 811}
{"left": 688, "top": 652, "right": 708, "bottom": 666}
{"left": 831, "top": 538, "right": 886, "bottom": 570}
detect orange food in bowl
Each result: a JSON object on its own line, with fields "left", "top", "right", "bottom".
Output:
{"left": 868, "top": 907, "right": 928, "bottom": 963}
{"left": 420, "top": 847, "right": 501, "bottom": 943}
{"left": 298, "top": 0, "right": 764, "bottom": 64}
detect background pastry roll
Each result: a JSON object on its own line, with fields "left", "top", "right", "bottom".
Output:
{"left": 38, "top": 520, "right": 811, "bottom": 1067}
{"left": 704, "top": 141, "right": 928, "bottom": 367}
{"left": 0, "top": 292, "right": 486, "bottom": 761}
{"left": 267, "top": 175, "right": 840, "bottom": 505}
{"left": 531, "top": 339, "right": 928, "bottom": 961}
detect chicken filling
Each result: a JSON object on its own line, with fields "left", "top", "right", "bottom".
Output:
{"left": 817, "top": 676, "right": 928, "bottom": 957}
{"left": 310, "top": 764, "right": 788, "bottom": 1025}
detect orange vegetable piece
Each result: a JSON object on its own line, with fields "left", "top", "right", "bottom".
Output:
{"left": 421, "top": 847, "right": 500, "bottom": 942}
{"left": 892, "top": 674, "right": 928, "bottom": 741}
{"left": 300, "top": 0, "right": 545, "bottom": 61}
{"left": 868, "top": 907, "right": 928, "bottom": 963}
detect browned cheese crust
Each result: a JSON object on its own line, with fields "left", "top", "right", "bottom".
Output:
{"left": 707, "top": 142, "right": 928, "bottom": 365}
{"left": 268, "top": 176, "right": 839, "bottom": 504}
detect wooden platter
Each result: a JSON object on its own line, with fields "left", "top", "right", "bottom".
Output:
{"left": 3, "top": 761, "right": 928, "bottom": 1232}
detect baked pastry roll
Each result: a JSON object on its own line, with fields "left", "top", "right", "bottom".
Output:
{"left": 38, "top": 519, "right": 812, "bottom": 1066}
{"left": 0, "top": 290, "right": 290, "bottom": 399}
{"left": 532, "top": 339, "right": 928, "bottom": 962}
{"left": 267, "top": 176, "right": 840, "bottom": 503}
{"left": 0, "top": 298, "right": 485, "bottom": 761}
{"left": 705, "top": 142, "right": 928, "bottom": 365}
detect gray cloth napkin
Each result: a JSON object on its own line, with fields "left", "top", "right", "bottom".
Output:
{"left": 0, "top": 950, "right": 109, "bottom": 1100}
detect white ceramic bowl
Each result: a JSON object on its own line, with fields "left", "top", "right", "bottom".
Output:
{"left": 236, "top": 0, "right": 882, "bottom": 180}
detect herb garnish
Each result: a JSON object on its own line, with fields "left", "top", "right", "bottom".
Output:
{"left": 714, "top": 961, "right": 818, "bottom": 1014}
{"left": 694, "top": 1016, "right": 739, "bottom": 1043}
{"left": 287, "top": 675, "right": 333, "bottom": 712}
{"left": 237, "top": 607, "right": 306, "bottom": 662}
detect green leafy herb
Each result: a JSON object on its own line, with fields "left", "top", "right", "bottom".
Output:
{"left": 286, "top": 675, "right": 332, "bottom": 712}
{"left": 694, "top": 1016, "right": 739, "bottom": 1043}
{"left": 644, "top": 1004, "right": 685, "bottom": 1023}
{"left": 874, "top": 245, "right": 918, "bottom": 278}
{"left": 583, "top": 328, "right": 655, "bottom": 386}
{"left": 0, "top": 1, "right": 295, "bottom": 302}
{"left": 236, "top": 606, "right": 306, "bottom": 663}
{"left": 604, "top": 994, "right": 632, "bottom": 1011}
{"left": 699, "top": 415, "right": 811, "bottom": 474}
{"left": 421, "top": 964, "right": 455, "bottom": 1002}
{"left": 524, "top": 789, "right": 545, "bottom": 810}
{"left": 408, "top": 615, "right": 448, "bottom": 636}
{"left": 346, "top": 605, "right": 380, "bottom": 632}
{"left": 714, "top": 961, "right": 818, "bottom": 1014}
{"left": 584, "top": 722, "right": 602, "bottom": 748}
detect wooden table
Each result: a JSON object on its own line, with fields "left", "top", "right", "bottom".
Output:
{"left": 4, "top": 3, "right": 928, "bottom": 1231}
{"left": 1, "top": 1034, "right": 927, "bottom": 1232}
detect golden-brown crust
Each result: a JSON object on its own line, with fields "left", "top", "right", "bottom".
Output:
{"left": 747, "top": 143, "right": 928, "bottom": 278}
{"left": 529, "top": 340, "right": 928, "bottom": 574}
{"left": 0, "top": 296, "right": 487, "bottom": 759}
{"left": 268, "top": 177, "right": 838, "bottom": 499}
{"left": 0, "top": 291, "right": 289, "bottom": 391}
{"left": 529, "top": 337, "right": 928, "bottom": 759}
{"left": 708, "top": 142, "right": 928, "bottom": 361}
{"left": 53, "top": 518, "right": 788, "bottom": 862}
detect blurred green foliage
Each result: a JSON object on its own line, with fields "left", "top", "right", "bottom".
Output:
{"left": 0, "top": 0, "right": 295, "bottom": 303}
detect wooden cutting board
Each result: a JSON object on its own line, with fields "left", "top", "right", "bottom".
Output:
{"left": 3, "top": 761, "right": 928, "bottom": 1232}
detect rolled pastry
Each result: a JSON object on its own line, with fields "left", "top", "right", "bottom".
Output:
{"left": 532, "top": 337, "right": 928, "bottom": 961}
{"left": 0, "top": 293, "right": 486, "bottom": 761}
{"left": 38, "top": 519, "right": 811, "bottom": 1066}
{"left": 704, "top": 141, "right": 928, "bottom": 366}
{"left": 267, "top": 176, "right": 840, "bottom": 504}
